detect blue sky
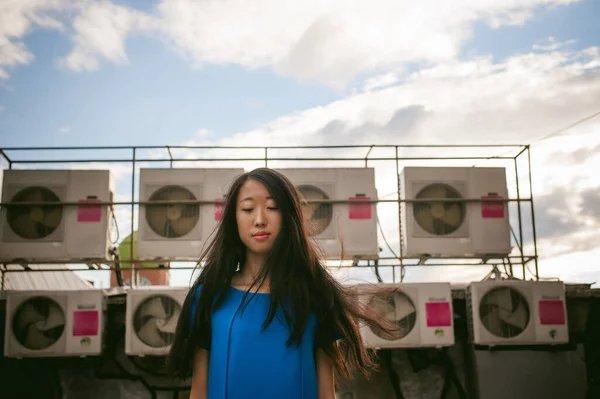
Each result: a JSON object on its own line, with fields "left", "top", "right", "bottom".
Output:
{"left": 0, "top": 0, "right": 599, "bottom": 287}
{"left": 1, "top": 0, "right": 598, "bottom": 148}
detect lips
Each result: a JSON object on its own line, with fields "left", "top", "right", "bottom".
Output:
{"left": 253, "top": 231, "right": 270, "bottom": 237}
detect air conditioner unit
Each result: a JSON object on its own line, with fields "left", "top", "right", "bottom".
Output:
{"left": 275, "top": 168, "right": 378, "bottom": 260}
{"left": 137, "top": 168, "right": 244, "bottom": 260}
{"left": 0, "top": 170, "right": 114, "bottom": 262}
{"left": 357, "top": 283, "right": 454, "bottom": 348}
{"left": 400, "top": 167, "right": 511, "bottom": 258}
{"left": 4, "top": 290, "right": 106, "bottom": 358}
{"left": 467, "top": 280, "right": 569, "bottom": 345}
{"left": 125, "top": 286, "right": 188, "bottom": 356}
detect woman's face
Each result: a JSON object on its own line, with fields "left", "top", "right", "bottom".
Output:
{"left": 236, "top": 179, "right": 282, "bottom": 256}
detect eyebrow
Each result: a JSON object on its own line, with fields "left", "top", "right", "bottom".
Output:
{"left": 240, "top": 196, "right": 274, "bottom": 202}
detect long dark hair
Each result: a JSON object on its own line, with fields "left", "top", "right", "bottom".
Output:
{"left": 166, "top": 167, "right": 395, "bottom": 381}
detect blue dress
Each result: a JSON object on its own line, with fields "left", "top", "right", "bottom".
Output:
{"left": 190, "top": 286, "right": 333, "bottom": 399}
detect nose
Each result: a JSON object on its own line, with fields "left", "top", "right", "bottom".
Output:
{"left": 254, "top": 207, "right": 266, "bottom": 227}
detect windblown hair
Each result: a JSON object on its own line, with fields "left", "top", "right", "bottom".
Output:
{"left": 166, "top": 167, "right": 395, "bottom": 381}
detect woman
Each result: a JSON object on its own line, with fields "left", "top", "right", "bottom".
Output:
{"left": 167, "top": 168, "right": 395, "bottom": 398}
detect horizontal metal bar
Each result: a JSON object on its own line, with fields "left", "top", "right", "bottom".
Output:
{"left": 0, "top": 255, "right": 536, "bottom": 267}
{"left": 0, "top": 197, "right": 532, "bottom": 207}
{"left": 1, "top": 144, "right": 528, "bottom": 151}
{"left": 9, "top": 155, "right": 519, "bottom": 164}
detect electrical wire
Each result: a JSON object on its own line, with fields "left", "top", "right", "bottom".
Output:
{"left": 377, "top": 213, "right": 405, "bottom": 282}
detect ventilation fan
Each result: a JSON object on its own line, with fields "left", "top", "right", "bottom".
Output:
{"left": 137, "top": 168, "right": 244, "bottom": 260}
{"left": 467, "top": 280, "right": 569, "bottom": 345}
{"left": 297, "top": 184, "right": 333, "bottom": 236}
{"left": 7, "top": 187, "right": 63, "bottom": 239}
{"left": 274, "top": 168, "right": 379, "bottom": 259}
{"left": 126, "top": 287, "right": 188, "bottom": 355}
{"left": 146, "top": 185, "right": 199, "bottom": 238}
{"left": 479, "top": 287, "right": 530, "bottom": 338}
{"left": 413, "top": 183, "right": 466, "bottom": 236}
{"left": 13, "top": 296, "right": 66, "bottom": 350}
{"left": 133, "top": 295, "right": 181, "bottom": 348}
{"left": 4, "top": 290, "right": 106, "bottom": 357}
{"left": 1, "top": 169, "right": 114, "bottom": 262}
{"left": 357, "top": 283, "right": 455, "bottom": 348}
{"left": 368, "top": 290, "right": 417, "bottom": 340}
{"left": 400, "top": 167, "right": 511, "bottom": 257}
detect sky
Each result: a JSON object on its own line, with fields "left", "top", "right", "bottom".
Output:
{"left": 0, "top": 0, "right": 599, "bottom": 289}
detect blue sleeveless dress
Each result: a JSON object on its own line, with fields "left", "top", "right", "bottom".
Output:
{"left": 190, "top": 286, "right": 335, "bottom": 399}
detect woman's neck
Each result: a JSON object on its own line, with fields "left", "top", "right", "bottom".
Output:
{"left": 238, "top": 252, "right": 268, "bottom": 285}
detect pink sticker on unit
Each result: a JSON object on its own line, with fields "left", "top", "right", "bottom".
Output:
{"left": 73, "top": 310, "right": 99, "bottom": 336}
{"left": 425, "top": 302, "right": 452, "bottom": 327}
{"left": 348, "top": 197, "right": 372, "bottom": 219}
{"left": 539, "top": 300, "right": 566, "bottom": 325}
{"left": 481, "top": 196, "right": 505, "bottom": 218}
{"left": 77, "top": 199, "right": 102, "bottom": 222}
{"left": 214, "top": 199, "right": 225, "bottom": 221}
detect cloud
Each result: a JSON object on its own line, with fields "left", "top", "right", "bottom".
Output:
{"left": 155, "top": 0, "right": 577, "bottom": 86}
{"left": 3, "top": 0, "right": 580, "bottom": 85}
{"left": 0, "top": 0, "right": 67, "bottom": 79}
{"left": 59, "top": 0, "right": 158, "bottom": 72}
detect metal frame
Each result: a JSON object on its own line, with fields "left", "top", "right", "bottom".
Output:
{"left": 0, "top": 144, "right": 540, "bottom": 288}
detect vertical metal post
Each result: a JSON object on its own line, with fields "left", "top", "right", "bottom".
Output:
{"left": 527, "top": 146, "right": 539, "bottom": 280}
{"left": 131, "top": 148, "right": 137, "bottom": 288}
{"left": 395, "top": 146, "right": 404, "bottom": 283}
{"left": 265, "top": 148, "right": 268, "bottom": 167}
{"left": 514, "top": 156, "right": 525, "bottom": 278}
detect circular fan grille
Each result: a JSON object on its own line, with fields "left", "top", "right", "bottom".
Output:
{"left": 7, "top": 187, "right": 63, "bottom": 239}
{"left": 146, "top": 185, "right": 199, "bottom": 238}
{"left": 414, "top": 183, "right": 465, "bottom": 235}
{"left": 479, "top": 287, "right": 530, "bottom": 338}
{"left": 297, "top": 185, "right": 333, "bottom": 236}
{"left": 13, "top": 296, "right": 65, "bottom": 350}
{"left": 133, "top": 295, "right": 181, "bottom": 348}
{"left": 368, "top": 290, "right": 416, "bottom": 340}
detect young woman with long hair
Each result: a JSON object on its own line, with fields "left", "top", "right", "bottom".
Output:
{"left": 167, "top": 168, "right": 395, "bottom": 398}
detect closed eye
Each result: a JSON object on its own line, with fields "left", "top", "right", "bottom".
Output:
{"left": 242, "top": 208, "right": 253, "bottom": 212}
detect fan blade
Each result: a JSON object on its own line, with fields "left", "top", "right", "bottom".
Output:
{"left": 24, "top": 324, "right": 57, "bottom": 350}
{"left": 41, "top": 207, "right": 62, "bottom": 228}
{"left": 15, "top": 302, "right": 46, "bottom": 332}
{"left": 442, "top": 203, "right": 462, "bottom": 227}
{"left": 157, "top": 306, "right": 181, "bottom": 334}
{"left": 481, "top": 310, "right": 507, "bottom": 337}
{"left": 12, "top": 214, "right": 39, "bottom": 238}
{"left": 430, "top": 185, "right": 446, "bottom": 199}
{"left": 137, "top": 318, "right": 167, "bottom": 347}
{"left": 140, "top": 297, "right": 168, "bottom": 319}
{"left": 415, "top": 207, "right": 435, "bottom": 232}
{"left": 171, "top": 215, "right": 198, "bottom": 237}
{"left": 500, "top": 300, "right": 529, "bottom": 330}
{"left": 37, "top": 304, "right": 65, "bottom": 331}
{"left": 147, "top": 206, "right": 168, "bottom": 234}
{"left": 26, "top": 189, "right": 44, "bottom": 203}
{"left": 394, "top": 294, "right": 416, "bottom": 321}
{"left": 168, "top": 189, "right": 191, "bottom": 201}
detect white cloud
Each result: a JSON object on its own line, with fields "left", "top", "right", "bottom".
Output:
{"left": 0, "top": 0, "right": 581, "bottom": 85}
{"left": 0, "top": 0, "right": 68, "bottom": 79}
{"left": 155, "top": 0, "right": 577, "bottom": 86}
{"left": 59, "top": 0, "right": 157, "bottom": 72}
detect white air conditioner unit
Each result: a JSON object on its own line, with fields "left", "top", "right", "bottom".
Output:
{"left": 125, "top": 286, "right": 188, "bottom": 356}
{"left": 467, "top": 280, "right": 569, "bottom": 345}
{"left": 275, "top": 168, "right": 378, "bottom": 260}
{"left": 400, "top": 167, "right": 511, "bottom": 258}
{"left": 357, "top": 283, "right": 454, "bottom": 348}
{"left": 4, "top": 290, "right": 106, "bottom": 358}
{"left": 0, "top": 170, "right": 114, "bottom": 262}
{"left": 137, "top": 168, "right": 244, "bottom": 260}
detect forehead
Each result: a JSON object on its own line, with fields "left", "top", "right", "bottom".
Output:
{"left": 237, "top": 179, "right": 273, "bottom": 201}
